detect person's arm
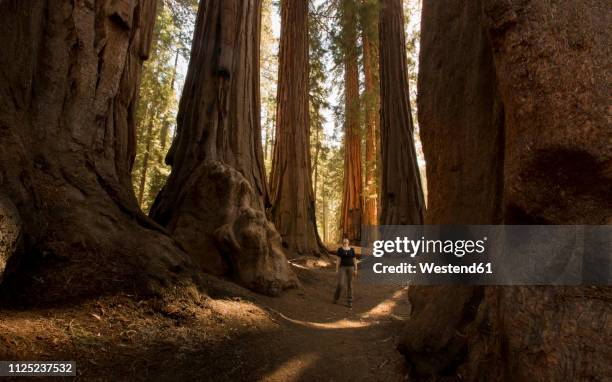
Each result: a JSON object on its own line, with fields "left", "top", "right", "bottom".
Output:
{"left": 353, "top": 248, "right": 358, "bottom": 275}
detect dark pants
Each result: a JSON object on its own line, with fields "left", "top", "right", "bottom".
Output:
{"left": 334, "top": 266, "right": 354, "bottom": 303}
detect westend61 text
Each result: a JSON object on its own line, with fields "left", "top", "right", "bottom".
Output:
{"left": 372, "top": 262, "right": 493, "bottom": 274}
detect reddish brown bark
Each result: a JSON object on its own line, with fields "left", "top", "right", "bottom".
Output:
{"left": 340, "top": 3, "right": 363, "bottom": 243}
{"left": 150, "top": 0, "right": 296, "bottom": 295}
{"left": 362, "top": 29, "right": 380, "bottom": 227}
{"left": 378, "top": 0, "right": 424, "bottom": 225}
{"left": 0, "top": 0, "right": 196, "bottom": 301}
{"left": 401, "top": 0, "right": 611, "bottom": 380}
{"left": 268, "top": 0, "right": 325, "bottom": 257}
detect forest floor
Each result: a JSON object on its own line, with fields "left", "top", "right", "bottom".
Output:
{"left": 0, "top": 257, "right": 411, "bottom": 381}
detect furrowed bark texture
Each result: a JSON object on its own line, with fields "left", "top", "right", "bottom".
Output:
{"left": 150, "top": 0, "right": 297, "bottom": 296}
{"left": 269, "top": 0, "right": 326, "bottom": 257}
{"left": 378, "top": 0, "right": 424, "bottom": 226}
{"left": 340, "top": 3, "right": 363, "bottom": 243}
{"left": 401, "top": 0, "right": 612, "bottom": 380}
{"left": 362, "top": 30, "right": 379, "bottom": 227}
{"left": 397, "top": 0, "right": 503, "bottom": 377}
{"left": 0, "top": 0, "right": 198, "bottom": 303}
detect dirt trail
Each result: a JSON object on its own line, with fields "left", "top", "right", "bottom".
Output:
{"left": 226, "top": 263, "right": 412, "bottom": 381}
{"left": 0, "top": 262, "right": 410, "bottom": 381}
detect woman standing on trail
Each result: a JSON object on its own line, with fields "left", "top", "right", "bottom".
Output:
{"left": 333, "top": 238, "right": 358, "bottom": 308}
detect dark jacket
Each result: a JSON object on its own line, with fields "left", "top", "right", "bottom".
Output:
{"left": 337, "top": 247, "right": 356, "bottom": 267}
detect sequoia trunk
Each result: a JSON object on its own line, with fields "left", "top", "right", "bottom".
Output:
{"left": 0, "top": 0, "right": 196, "bottom": 301}
{"left": 150, "top": 0, "right": 297, "bottom": 295}
{"left": 268, "top": 0, "right": 325, "bottom": 257}
{"left": 362, "top": 29, "right": 380, "bottom": 227}
{"left": 340, "top": 2, "right": 363, "bottom": 243}
{"left": 401, "top": 0, "right": 612, "bottom": 380}
{"left": 378, "top": 0, "right": 424, "bottom": 225}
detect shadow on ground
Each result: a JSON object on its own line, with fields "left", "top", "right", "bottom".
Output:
{"left": 0, "top": 263, "right": 411, "bottom": 381}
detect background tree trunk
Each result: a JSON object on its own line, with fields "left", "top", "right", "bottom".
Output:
{"left": 138, "top": 113, "right": 157, "bottom": 206}
{"left": 312, "top": 126, "right": 321, "bottom": 202}
{"left": 321, "top": 180, "right": 328, "bottom": 243}
{"left": 159, "top": 49, "right": 180, "bottom": 152}
{"left": 268, "top": 0, "right": 326, "bottom": 257}
{"left": 0, "top": 0, "right": 196, "bottom": 302}
{"left": 362, "top": 28, "right": 380, "bottom": 227}
{"left": 150, "top": 0, "right": 297, "bottom": 296}
{"left": 378, "top": 0, "right": 424, "bottom": 225}
{"left": 340, "top": 2, "right": 363, "bottom": 243}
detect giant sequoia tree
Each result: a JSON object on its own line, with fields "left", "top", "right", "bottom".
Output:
{"left": 150, "top": 0, "right": 296, "bottom": 295}
{"left": 361, "top": 0, "right": 380, "bottom": 227}
{"left": 269, "top": 0, "right": 325, "bottom": 257}
{"left": 400, "top": 0, "right": 611, "bottom": 380}
{"left": 340, "top": 0, "right": 364, "bottom": 242}
{"left": 378, "top": 0, "right": 424, "bottom": 225}
{"left": 0, "top": 0, "right": 197, "bottom": 301}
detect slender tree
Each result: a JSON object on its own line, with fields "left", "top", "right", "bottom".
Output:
{"left": 150, "top": 0, "right": 297, "bottom": 295}
{"left": 138, "top": 112, "right": 157, "bottom": 205}
{"left": 378, "top": 0, "right": 424, "bottom": 224}
{"left": 160, "top": 49, "right": 180, "bottom": 151}
{"left": 268, "top": 0, "right": 326, "bottom": 256}
{"left": 361, "top": 0, "right": 380, "bottom": 226}
{"left": 340, "top": 0, "right": 363, "bottom": 243}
